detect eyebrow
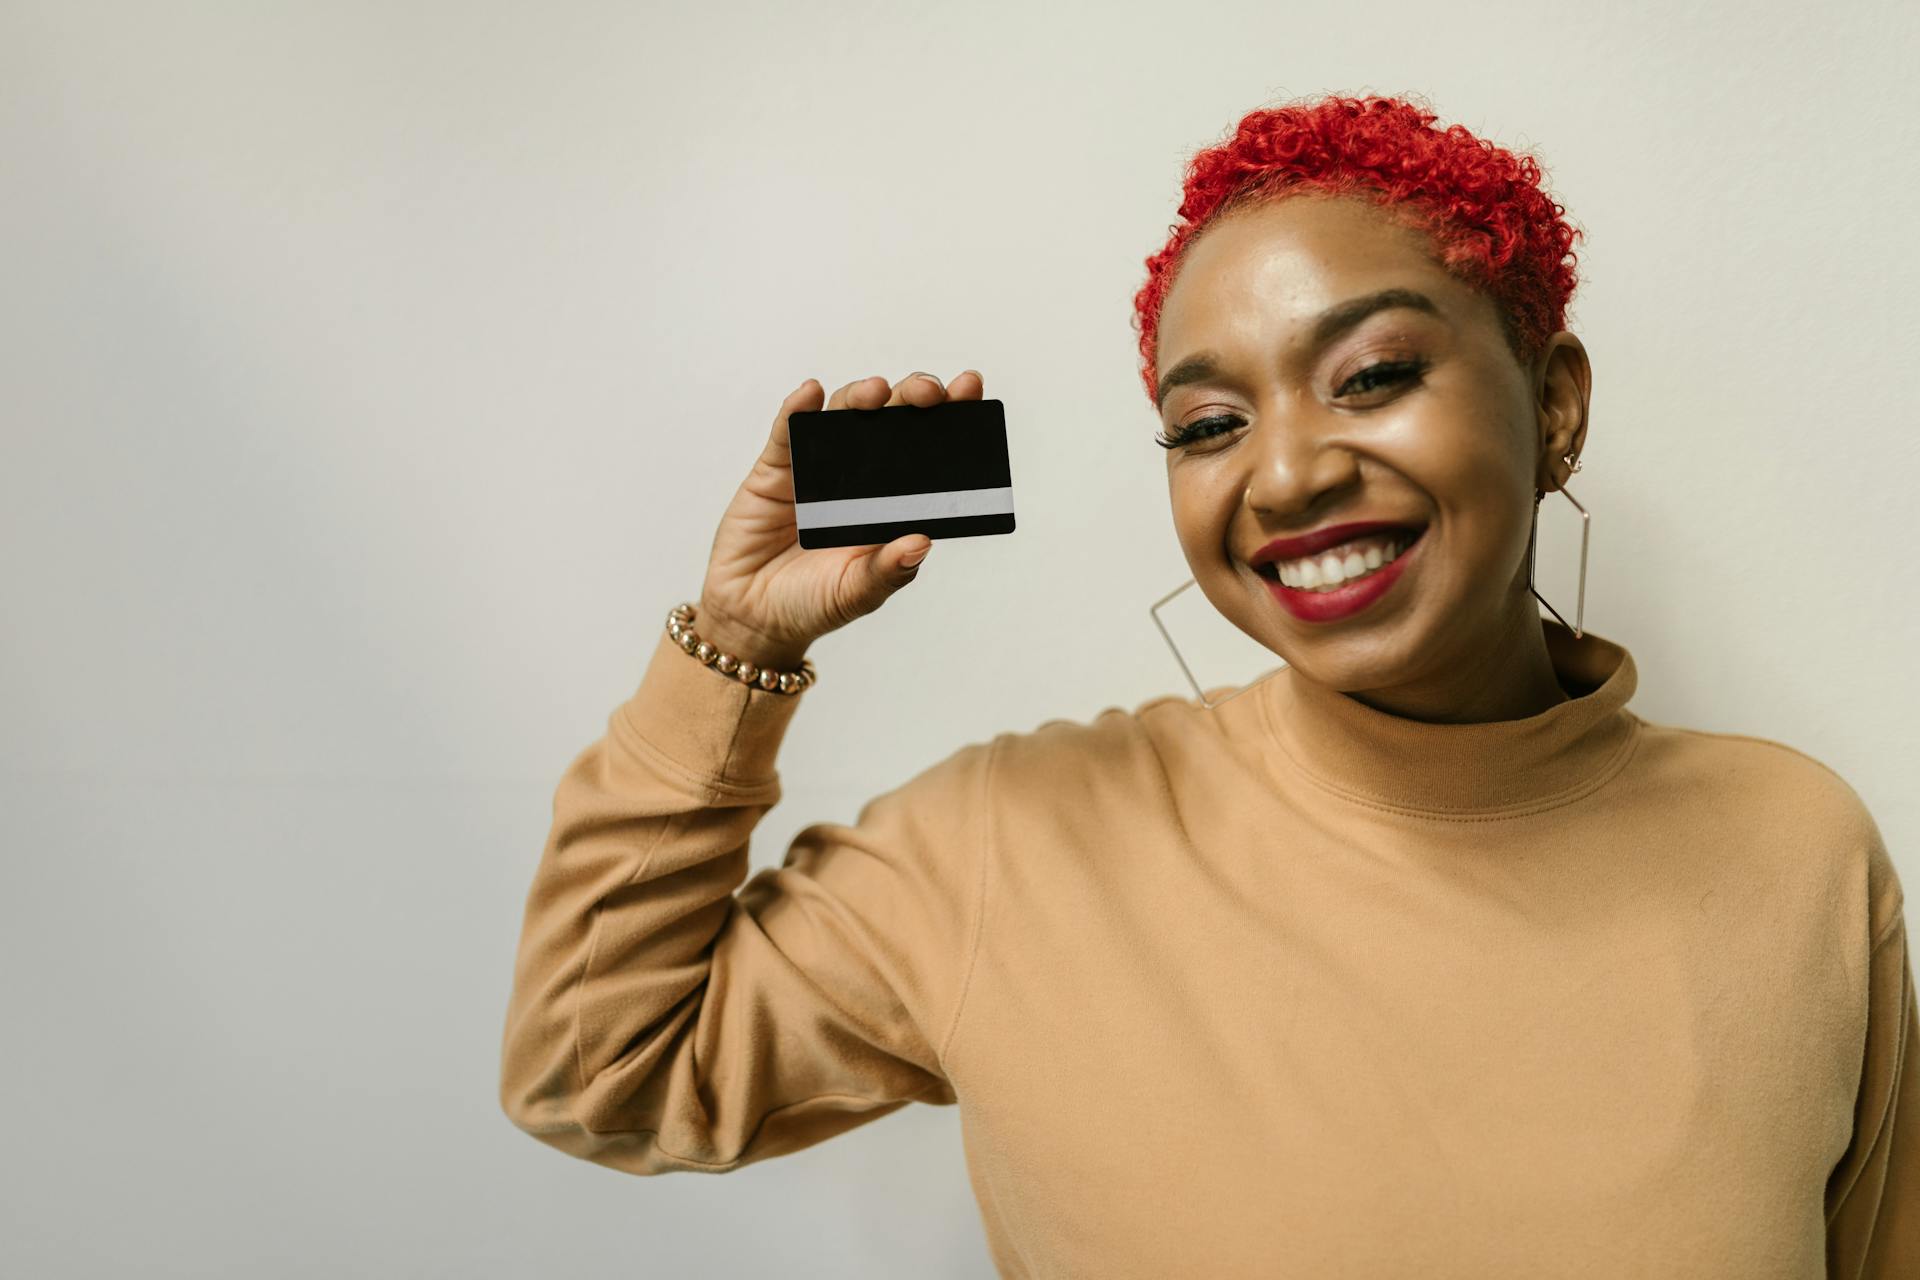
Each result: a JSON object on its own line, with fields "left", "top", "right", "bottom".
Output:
{"left": 1154, "top": 286, "right": 1444, "bottom": 410}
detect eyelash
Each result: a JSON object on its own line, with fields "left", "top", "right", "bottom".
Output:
{"left": 1154, "top": 359, "right": 1430, "bottom": 450}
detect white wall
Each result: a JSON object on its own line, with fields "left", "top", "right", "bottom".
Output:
{"left": 3, "top": 1, "right": 1914, "bottom": 1275}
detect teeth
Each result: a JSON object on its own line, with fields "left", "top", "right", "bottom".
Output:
{"left": 1274, "top": 532, "right": 1413, "bottom": 591}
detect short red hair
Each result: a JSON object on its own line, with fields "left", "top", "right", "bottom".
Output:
{"left": 1132, "top": 93, "right": 1584, "bottom": 407}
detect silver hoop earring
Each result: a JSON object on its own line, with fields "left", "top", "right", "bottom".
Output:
{"left": 1530, "top": 456, "right": 1589, "bottom": 638}
{"left": 1148, "top": 579, "right": 1288, "bottom": 710}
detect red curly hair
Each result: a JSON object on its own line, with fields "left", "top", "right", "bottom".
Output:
{"left": 1132, "top": 93, "right": 1584, "bottom": 407}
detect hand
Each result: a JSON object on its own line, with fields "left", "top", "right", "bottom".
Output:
{"left": 696, "top": 369, "right": 986, "bottom": 671}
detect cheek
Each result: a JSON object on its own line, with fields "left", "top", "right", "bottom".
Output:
{"left": 1415, "top": 439, "right": 1536, "bottom": 573}
{"left": 1167, "top": 474, "right": 1237, "bottom": 558}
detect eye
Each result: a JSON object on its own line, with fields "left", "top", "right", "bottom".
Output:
{"left": 1154, "top": 415, "right": 1242, "bottom": 450}
{"left": 1337, "top": 358, "right": 1427, "bottom": 397}
{"left": 1154, "top": 359, "right": 1429, "bottom": 451}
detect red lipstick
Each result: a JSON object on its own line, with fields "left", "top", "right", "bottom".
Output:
{"left": 1258, "top": 525, "right": 1427, "bottom": 623}
{"left": 1250, "top": 519, "right": 1425, "bottom": 567}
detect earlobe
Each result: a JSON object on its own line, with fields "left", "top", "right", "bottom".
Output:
{"left": 1535, "top": 444, "right": 1585, "bottom": 499}
{"left": 1535, "top": 335, "right": 1592, "bottom": 480}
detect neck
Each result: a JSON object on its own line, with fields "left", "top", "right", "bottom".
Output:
{"left": 1342, "top": 607, "right": 1571, "bottom": 726}
{"left": 1257, "top": 615, "right": 1639, "bottom": 816}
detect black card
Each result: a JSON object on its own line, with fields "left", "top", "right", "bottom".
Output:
{"left": 786, "top": 398, "right": 1016, "bottom": 549}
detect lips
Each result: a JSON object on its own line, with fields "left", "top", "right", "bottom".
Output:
{"left": 1259, "top": 523, "right": 1426, "bottom": 622}
{"left": 1250, "top": 519, "right": 1428, "bottom": 568}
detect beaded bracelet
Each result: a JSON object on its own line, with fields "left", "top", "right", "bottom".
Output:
{"left": 666, "top": 602, "right": 818, "bottom": 696}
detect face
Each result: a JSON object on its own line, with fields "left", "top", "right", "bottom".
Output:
{"left": 1153, "top": 193, "right": 1590, "bottom": 695}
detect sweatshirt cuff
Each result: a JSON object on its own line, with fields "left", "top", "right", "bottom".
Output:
{"left": 614, "top": 627, "right": 809, "bottom": 790}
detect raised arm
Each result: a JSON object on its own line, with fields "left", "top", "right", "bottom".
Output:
{"left": 498, "top": 625, "right": 992, "bottom": 1174}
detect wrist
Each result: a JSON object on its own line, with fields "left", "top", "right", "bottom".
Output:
{"left": 691, "top": 601, "right": 813, "bottom": 673}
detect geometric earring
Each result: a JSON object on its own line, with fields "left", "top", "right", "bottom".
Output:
{"left": 1147, "top": 577, "right": 1287, "bottom": 710}
{"left": 1529, "top": 454, "right": 1589, "bottom": 638}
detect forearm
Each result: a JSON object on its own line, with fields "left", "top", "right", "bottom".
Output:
{"left": 499, "top": 628, "right": 805, "bottom": 1172}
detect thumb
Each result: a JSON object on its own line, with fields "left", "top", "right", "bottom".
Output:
{"left": 856, "top": 534, "right": 931, "bottom": 601}
{"left": 894, "top": 534, "right": 932, "bottom": 570}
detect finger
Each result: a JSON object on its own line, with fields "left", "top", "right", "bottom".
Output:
{"left": 828, "top": 375, "right": 889, "bottom": 411}
{"left": 945, "top": 369, "right": 985, "bottom": 400}
{"left": 884, "top": 371, "right": 946, "bottom": 408}
{"left": 759, "top": 378, "right": 824, "bottom": 470}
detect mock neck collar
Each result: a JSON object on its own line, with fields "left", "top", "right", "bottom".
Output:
{"left": 1256, "top": 618, "right": 1642, "bottom": 817}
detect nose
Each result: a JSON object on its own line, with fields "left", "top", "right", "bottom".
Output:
{"left": 1239, "top": 412, "right": 1366, "bottom": 522}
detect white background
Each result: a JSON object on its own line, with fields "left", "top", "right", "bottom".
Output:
{"left": 3, "top": 1, "right": 1915, "bottom": 1275}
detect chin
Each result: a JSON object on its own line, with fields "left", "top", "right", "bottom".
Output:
{"left": 1270, "top": 608, "right": 1431, "bottom": 687}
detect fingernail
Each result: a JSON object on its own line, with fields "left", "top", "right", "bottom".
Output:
{"left": 901, "top": 544, "right": 929, "bottom": 567}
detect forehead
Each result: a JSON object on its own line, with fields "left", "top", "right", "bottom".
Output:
{"left": 1160, "top": 195, "right": 1463, "bottom": 347}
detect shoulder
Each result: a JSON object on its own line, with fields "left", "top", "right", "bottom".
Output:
{"left": 970, "top": 681, "right": 1262, "bottom": 808}
{"left": 996, "top": 681, "right": 1251, "bottom": 765}
{"left": 1631, "top": 717, "right": 1902, "bottom": 939}
{"left": 1630, "top": 716, "right": 1870, "bottom": 816}
{"left": 858, "top": 687, "right": 1225, "bottom": 825}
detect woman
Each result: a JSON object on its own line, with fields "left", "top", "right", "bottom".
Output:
{"left": 499, "top": 94, "right": 1915, "bottom": 1275}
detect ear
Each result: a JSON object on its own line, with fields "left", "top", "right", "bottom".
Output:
{"left": 1533, "top": 333, "right": 1592, "bottom": 493}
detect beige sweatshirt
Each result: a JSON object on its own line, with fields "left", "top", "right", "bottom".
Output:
{"left": 499, "top": 616, "right": 1915, "bottom": 1278}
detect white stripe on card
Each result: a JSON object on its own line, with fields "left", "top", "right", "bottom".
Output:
{"left": 793, "top": 485, "right": 1015, "bottom": 529}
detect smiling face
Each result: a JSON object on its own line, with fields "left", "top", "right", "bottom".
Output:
{"left": 1154, "top": 191, "right": 1591, "bottom": 699}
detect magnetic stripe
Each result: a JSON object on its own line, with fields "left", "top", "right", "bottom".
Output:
{"left": 792, "top": 485, "right": 1015, "bottom": 529}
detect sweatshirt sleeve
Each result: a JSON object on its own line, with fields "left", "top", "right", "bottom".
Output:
{"left": 1825, "top": 821, "right": 1918, "bottom": 1277}
{"left": 498, "top": 628, "right": 993, "bottom": 1176}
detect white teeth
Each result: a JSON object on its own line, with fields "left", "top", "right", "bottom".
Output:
{"left": 1275, "top": 532, "right": 1413, "bottom": 591}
